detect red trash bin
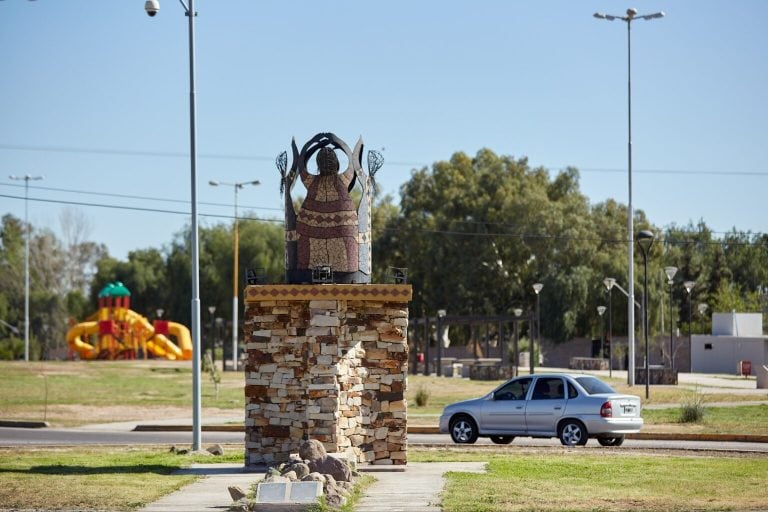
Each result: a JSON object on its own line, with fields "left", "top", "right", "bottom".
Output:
{"left": 738, "top": 360, "right": 752, "bottom": 377}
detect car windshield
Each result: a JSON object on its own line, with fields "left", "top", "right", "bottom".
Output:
{"left": 574, "top": 376, "right": 616, "bottom": 395}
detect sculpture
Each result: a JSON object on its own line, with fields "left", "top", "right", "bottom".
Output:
{"left": 277, "top": 133, "right": 382, "bottom": 284}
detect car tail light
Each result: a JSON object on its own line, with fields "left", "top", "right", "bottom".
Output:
{"left": 600, "top": 401, "right": 613, "bottom": 418}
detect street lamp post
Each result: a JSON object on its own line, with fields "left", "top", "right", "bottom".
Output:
{"left": 597, "top": 306, "right": 607, "bottom": 360}
{"left": 532, "top": 283, "right": 543, "bottom": 375}
{"left": 603, "top": 277, "right": 616, "bottom": 377}
{"left": 9, "top": 174, "right": 43, "bottom": 361}
{"left": 637, "top": 230, "right": 655, "bottom": 399}
{"left": 684, "top": 281, "right": 695, "bottom": 368}
{"left": 594, "top": 7, "right": 665, "bottom": 387}
{"left": 436, "top": 309, "right": 446, "bottom": 377}
{"left": 513, "top": 308, "right": 523, "bottom": 377}
{"left": 145, "top": 0, "right": 202, "bottom": 451}
{"left": 664, "top": 266, "right": 678, "bottom": 367}
{"left": 209, "top": 179, "right": 260, "bottom": 371}
{"left": 207, "top": 305, "right": 216, "bottom": 363}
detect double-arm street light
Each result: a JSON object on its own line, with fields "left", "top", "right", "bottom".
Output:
{"left": 209, "top": 179, "right": 260, "bottom": 372}
{"left": 594, "top": 7, "right": 665, "bottom": 386}
{"left": 145, "top": 0, "right": 202, "bottom": 451}
{"left": 664, "top": 266, "right": 678, "bottom": 368}
{"left": 9, "top": 174, "right": 44, "bottom": 362}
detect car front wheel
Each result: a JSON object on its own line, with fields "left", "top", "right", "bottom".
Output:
{"left": 449, "top": 415, "right": 478, "bottom": 444}
{"left": 558, "top": 420, "right": 588, "bottom": 446}
{"left": 490, "top": 435, "right": 514, "bottom": 445}
{"left": 597, "top": 436, "right": 625, "bottom": 447}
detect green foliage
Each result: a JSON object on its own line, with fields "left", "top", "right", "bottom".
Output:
{"left": 414, "top": 385, "right": 431, "bottom": 407}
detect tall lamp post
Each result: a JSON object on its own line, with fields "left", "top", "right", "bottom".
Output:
{"left": 603, "top": 277, "right": 616, "bottom": 377}
{"left": 698, "top": 302, "right": 708, "bottom": 334}
{"left": 209, "top": 179, "right": 260, "bottom": 371}
{"left": 145, "top": 0, "right": 202, "bottom": 451}
{"left": 664, "top": 266, "right": 678, "bottom": 367}
{"left": 9, "top": 174, "right": 44, "bottom": 361}
{"left": 594, "top": 7, "right": 665, "bottom": 386}
{"left": 684, "top": 281, "right": 695, "bottom": 367}
{"left": 207, "top": 305, "right": 216, "bottom": 362}
{"left": 532, "top": 283, "right": 543, "bottom": 375}
{"left": 637, "top": 230, "right": 655, "bottom": 399}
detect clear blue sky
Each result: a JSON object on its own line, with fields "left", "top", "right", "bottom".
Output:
{"left": 2, "top": 1, "right": 766, "bottom": 260}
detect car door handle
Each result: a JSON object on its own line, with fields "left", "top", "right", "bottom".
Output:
{"left": 554, "top": 406, "right": 562, "bottom": 410}
{"left": 516, "top": 406, "right": 524, "bottom": 410}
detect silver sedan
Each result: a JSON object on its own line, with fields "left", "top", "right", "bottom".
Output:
{"left": 438, "top": 373, "right": 643, "bottom": 446}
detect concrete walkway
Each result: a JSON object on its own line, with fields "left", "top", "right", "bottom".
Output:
{"left": 356, "top": 462, "right": 487, "bottom": 512}
{"left": 139, "top": 461, "right": 487, "bottom": 512}
{"left": 141, "top": 463, "right": 264, "bottom": 512}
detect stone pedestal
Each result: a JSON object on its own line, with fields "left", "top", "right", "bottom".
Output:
{"left": 243, "top": 284, "right": 412, "bottom": 468}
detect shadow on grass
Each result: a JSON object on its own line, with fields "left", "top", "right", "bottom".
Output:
{"left": 0, "top": 464, "right": 178, "bottom": 476}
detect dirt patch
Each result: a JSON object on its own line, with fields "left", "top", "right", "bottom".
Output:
{"left": 4, "top": 404, "right": 240, "bottom": 427}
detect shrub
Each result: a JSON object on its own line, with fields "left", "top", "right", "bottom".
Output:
{"left": 414, "top": 385, "right": 430, "bottom": 407}
{"left": 679, "top": 387, "right": 706, "bottom": 423}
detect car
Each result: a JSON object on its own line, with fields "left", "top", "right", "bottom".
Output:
{"left": 438, "top": 373, "right": 643, "bottom": 447}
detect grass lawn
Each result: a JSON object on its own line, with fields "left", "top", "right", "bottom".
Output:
{"left": 410, "top": 448, "right": 768, "bottom": 511}
{"left": 0, "top": 360, "right": 244, "bottom": 426}
{"left": 0, "top": 446, "right": 242, "bottom": 510}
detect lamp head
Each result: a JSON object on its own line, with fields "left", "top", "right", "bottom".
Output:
{"left": 626, "top": 7, "right": 638, "bottom": 19}
{"left": 208, "top": 180, "right": 220, "bottom": 186}
{"left": 437, "top": 309, "right": 447, "bottom": 318}
{"left": 603, "top": 277, "right": 616, "bottom": 291}
{"left": 636, "top": 230, "right": 655, "bottom": 256}
{"left": 513, "top": 308, "right": 523, "bottom": 317}
{"left": 684, "top": 281, "right": 695, "bottom": 294}
{"left": 533, "top": 283, "right": 543, "bottom": 294}
{"left": 698, "top": 303, "right": 708, "bottom": 315}
{"left": 597, "top": 306, "right": 607, "bottom": 316}
{"left": 664, "top": 266, "right": 678, "bottom": 282}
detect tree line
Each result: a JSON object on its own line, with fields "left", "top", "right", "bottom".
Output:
{"left": 1, "top": 148, "right": 766, "bottom": 359}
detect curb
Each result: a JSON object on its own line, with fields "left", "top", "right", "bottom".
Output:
{"left": 0, "top": 420, "right": 50, "bottom": 429}
{"left": 133, "top": 424, "right": 768, "bottom": 443}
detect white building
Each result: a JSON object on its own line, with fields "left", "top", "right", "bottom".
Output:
{"left": 690, "top": 312, "right": 767, "bottom": 376}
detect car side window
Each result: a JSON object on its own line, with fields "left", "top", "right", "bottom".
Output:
{"left": 494, "top": 378, "right": 532, "bottom": 401}
{"left": 567, "top": 382, "right": 578, "bottom": 399}
{"left": 531, "top": 377, "right": 565, "bottom": 400}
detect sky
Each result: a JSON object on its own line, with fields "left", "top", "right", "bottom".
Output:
{"left": 1, "top": 0, "right": 767, "bottom": 261}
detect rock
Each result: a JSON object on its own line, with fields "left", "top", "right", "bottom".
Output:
{"left": 281, "top": 470, "right": 298, "bottom": 481}
{"left": 308, "top": 456, "right": 352, "bottom": 482}
{"left": 264, "top": 475, "right": 291, "bottom": 484}
{"left": 207, "top": 443, "right": 225, "bottom": 456}
{"left": 325, "top": 492, "right": 347, "bottom": 508}
{"left": 302, "top": 472, "right": 326, "bottom": 485}
{"left": 299, "top": 439, "right": 327, "bottom": 462}
{"left": 228, "top": 486, "right": 248, "bottom": 502}
{"left": 292, "top": 462, "right": 310, "bottom": 480}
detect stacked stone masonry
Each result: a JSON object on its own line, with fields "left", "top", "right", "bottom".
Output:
{"left": 243, "top": 284, "right": 412, "bottom": 468}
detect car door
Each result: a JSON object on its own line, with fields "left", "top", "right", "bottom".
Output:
{"left": 524, "top": 376, "right": 567, "bottom": 435}
{"left": 480, "top": 377, "right": 532, "bottom": 434}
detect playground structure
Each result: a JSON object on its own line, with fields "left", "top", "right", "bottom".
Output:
{"left": 66, "top": 282, "right": 192, "bottom": 361}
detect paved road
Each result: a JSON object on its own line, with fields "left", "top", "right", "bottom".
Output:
{"left": 0, "top": 426, "right": 244, "bottom": 447}
{"left": 2, "top": 427, "right": 766, "bottom": 454}
{"left": 409, "top": 433, "right": 768, "bottom": 453}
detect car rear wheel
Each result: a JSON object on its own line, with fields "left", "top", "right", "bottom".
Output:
{"left": 597, "top": 436, "right": 625, "bottom": 447}
{"left": 558, "top": 420, "right": 588, "bottom": 446}
{"left": 490, "top": 435, "right": 514, "bottom": 445}
{"left": 449, "top": 415, "right": 478, "bottom": 444}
